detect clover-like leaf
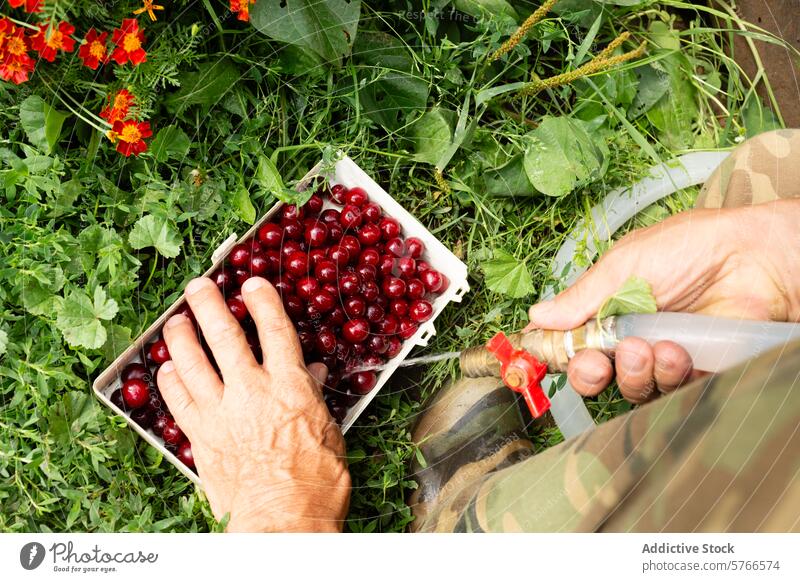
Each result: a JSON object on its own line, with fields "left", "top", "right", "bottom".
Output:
{"left": 598, "top": 276, "right": 657, "bottom": 318}
{"left": 129, "top": 215, "right": 182, "bottom": 258}
{"left": 56, "top": 287, "right": 119, "bottom": 350}
{"left": 482, "top": 249, "right": 535, "bottom": 298}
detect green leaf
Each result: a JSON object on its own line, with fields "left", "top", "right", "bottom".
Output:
{"left": 19, "top": 95, "right": 69, "bottom": 154}
{"left": 645, "top": 54, "right": 697, "bottom": 149}
{"left": 251, "top": 0, "right": 361, "bottom": 67}
{"left": 523, "top": 116, "right": 608, "bottom": 197}
{"left": 231, "top": 186, "right": 256, "bottom": 225}
{"left": 149, "top": 126, "right": 191, "bottom": 162}
{"left": 56, "top": 287, "right": 118, "bottom": 350}
{"left": 253, "top": 155, "right": 284, "bottom": 195}
{"left": 358, "top": 71, "right": 429, "bottom": 131}
{"left": 102, "top": 324, "right": 132, "bottom": 363}
{"left": 482, "top": 154, "right": 536, "bottom": 197}
{"left": 410, "top": 108, "right": 455, "bottom": 165}
{"left": 482, "top": 250, "right": 535, "bottom": 298}
{"left": 129, "top": 215, "right": 182, "bottom": 258}
{"left": 597, "top": 276, "right": 657, "bottom": 318}
{"left": 742, "top": 96, "right": 782, "bottom": 138}
{"left": 453, "top": 0, "right": 519, "bottom": 20}
{"left": 167, "top": 60, "right": 240, "bottom": 111}
{"left": 0, "top": 328, "right": 7, "bottom": 357}
{"left": 629, "top": 65, "right": 670, "bottom": 118}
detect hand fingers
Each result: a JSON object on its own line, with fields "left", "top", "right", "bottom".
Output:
{"left": 162, "top": 313, "right": 224, "bottom": 408}
{"left": 615, "top": 337, "right": 658, "bottom": 404}
{"left": 306, "top": 362, "right": 328, "bottom": 386}
{"left": 184, "top": 277, "right": 259, "bottom": 383}
{"left": 652, "top": 340, "right": 693, "bottom": 394}
{"left": 240, "top": 277, "right": 303, "bottom": 373}
{"left": 157, "top": 360, "right": 199, "bottom": 438}
{"left": 566, "top": 349, "right": 614, "bottom": 396}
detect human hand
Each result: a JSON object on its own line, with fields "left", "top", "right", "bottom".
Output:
{"left": 156, "top": 276, "right": 351, "bottom": 532}
{"left": 526, "top": 199, "right": 800, "bottom": 403}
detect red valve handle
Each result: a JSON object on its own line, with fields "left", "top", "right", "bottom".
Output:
{"left": 486, "top": 332, "right": 550, "bottom": 418}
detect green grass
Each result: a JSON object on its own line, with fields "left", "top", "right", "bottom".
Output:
{"left": 0, "top": 0, "right": 790, "bottom": 532}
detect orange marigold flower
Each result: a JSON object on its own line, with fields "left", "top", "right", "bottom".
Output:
{"left": 0, "top": 23, "right": 35, "bottom": 85}
{"left": 112, "top": 119, "right": 152, "bottom": 157}
{"left": 78, "top": 28, "right": 109, "bottom": 70}
{"left": 230, "top": 0, "right": 255, "bottom": 22}
{"left": 111, "top": 19, "right": 146, "bottom": 66}
{"left": 30, "top": 21, "right": 76, "bottom": 62}
{"left": 100, "top": 89, "right": 135, "bottom": 124}
{"left": 0, "top": 53, "right": 35, "bottom": 84}
{"left": 7, "top": 0, "right": 43, "bottom": 13}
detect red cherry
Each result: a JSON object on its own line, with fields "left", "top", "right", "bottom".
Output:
{"left": 311, "top": 290, "right": 336, "bottom": 313}
{"left": 404, "top": 237, "right": 425, "bottom": 258}
{"left": 305, "top": 193, "right": 324, "bottom": 214}
{"left": 376, "top": 314, "right": 399, "bottom": 335}
{"left": 357, "top": 223, "right": 381, "bottom": 246}
{"left": 340, "top": 204, "right": 363, "bottom": 229}
{"left": 344, "top": 296, "right": 366, "bottom": 318}
{"left": 330, "top": 183, "right": 347, "bottom": 204}
{"left": 345, "top": 186, "right": 369, "bottom": 207}
{"left": 233, "top": 268, "right": 251, "bottom": 286}
{"left": 250, "top": 252, "right": 270, "bottom": 276}
{"left": 406, "top": 278, "right": 426, "bottom": 300}
{"left": 121, "top": 362, "right": 151, "bottom": 383}
{"left": 229, "top": 243, "right": 251, "bottom": 267}
{"left": 335, "top": 339, "right": 351, "bottom": 362}
{"left": 359, "top": 248, "right": 380, "bottom": 267}
{"left": 309, "top": 248, "right": 327, "bottom": 266}
{"left": 131, "top": 406, "right": 154, "bottom": 429}
{"left": 322, "top": 282, "right": 338, "bottom": 297}
{"left": 328, "top": 245, "right": 350, "bottom": 267}
{"left": 315, "top": 259, "right": 338, "bottom": 283}
{"left": 111, "top": 388, "right": 128, "bottom": 411}
{"left": 326, "top": 306, "right": 346, "bottom": 327}
{"left": 320, "top": 208, "right": 340, "bottom": 224}
{"left": 211, "top": 267, "right": 235, "bottom": 291}
{"left": 421, "top": 269, "right": 445, "bottom": 293}
{"left": 161, "top": 418, "right": 185, "bottom": 446}
{"left": 298, "top": 331, "right": 315, "bottom": 355}
{"left": 362, "top": 202, "right": 382, "bottom": 222}
{"left": 416, "top": 260, "right": 431, "bottom": 274}
{"left": 409, "top": 299, "right": 433, "bottom": 323}
{"left": 305, "top": 222, "right": 329, "bottom": 247}
{"left": 396, "top": 256, "right": 416, "bottom": 279}
{"left": 296, "top": 276, "right": 319, "bottom": 300}
{"left": 356, "top": 263, "right": 377, "bottom": 282}
{"left": 227, "top": 297, "right": 248, "bottom": 321}
{"left": 152, "top": 413, "right": 170, "bottom": 437}
{"left": 366, "top": 303, "right": 385, "bottom": 324}
{"left": 342, "top": 319, "right": 370, "bottom": 343}
{"left": 122, "top": 378, "right": 150, "bottom": 409}
{"left": 361, "top": 280, "right": 379, "bottom": 302}
{"left": 375, "top": 294, "right": 389, "bottom": 309}
{"left": 324, "top": 370, "right": 341, "bottom": 390}
{"left": 385, "top": 336, "right": 402, "bottom": 358}
{"left": 390, "top": 299, "right": 408, "bottom": 317}
{"left": 378, "top": 254, "right": 395, "bottom": 277}
{"left": 350, "top": 342, "right": 368, "bottom": 358}
{"left": 273, "top": 275, "right": 294, "bottom": 297}
{"left": 386, "top": 237, "right": 404, "bottom": 257}
{"left": 285, "top": 251, "right": 309, "bottom": 277}
{"left": 316, "top": 329, "right": 337, "bottom": 355}
{"left": 283, "top": 220, "right": 303, "bottom": 240}
{"left": 177, "top": 441, "right": 195, "bottom": 469}
{"left": 340, "top": 234, "right": 361, "bottom": 257}
{"left": 149, "top": 339, "right": 171, "bottom": 364}
{"left": 351, "top": 371, "right": 377, "bottom": 395}
{"left": 382, "top": 277, "right": 406, "bottom": 299}
{"left": 398, "top": 319, "right": 419, "bottom": 339}
{"left": 339, "top": 273, "right": 361, "bottom": 296}
{"left": 368, "top": 334, "right": 388, "bottom": 354}
{"left": 264, "top": 250, "right": 281, "bottom": 273}
{"left": 379, "top": 217, "right": 402, "bottom": 240}
{"left": 283, "top": 294, "right": 303, "bottom": 319}
{"left": 282, "top": 204, "right": 304, "bottom": 223}
{"left": 328, "top": 223, "right": 344, "bottom": 242}
{"left": 257, "top": 223, "right": 282, "bottom": 248}
{"left": 281, "top": 239, "right": 303, "bottom": 258}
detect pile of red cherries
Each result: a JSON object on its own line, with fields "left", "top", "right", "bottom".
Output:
{"left": 110, "top": 179, "right": 449, "bottom": 469}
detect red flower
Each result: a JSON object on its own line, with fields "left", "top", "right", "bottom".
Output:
{"left": 111, "top": 119, "right": 152, "bottom": 157}
{"left": 30, "top": 21, "right": 76, "bottom": 62}
{"left": 78, "top": 28, "right": 109, "bottom": 70}
{"left": 0, "top": 22, "right": 35, "bottom": 85}
{"left": 7, "top": 0, "right": 43, "bottom": 13}
{"left": 100, "top": 89, "right": 135, "bottom": 124}
{"left": 230, "top": 0, "right": 255, "bottom": 22}
{"left": 111, "top": 19, "right": 146, "bottom": 66}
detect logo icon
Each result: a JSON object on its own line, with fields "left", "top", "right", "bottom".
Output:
{"left": 20, "top": 542, "right": 46, "bottom": 570}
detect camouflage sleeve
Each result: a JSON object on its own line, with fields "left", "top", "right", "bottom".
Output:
{"left": 417, "top": 340, "right": 800, "bottom": 532}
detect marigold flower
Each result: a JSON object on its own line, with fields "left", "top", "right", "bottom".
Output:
{"left": 30, "top": 21, "right": 76, "bottom": 62}
{"left": 0, "top": 22, "right": 35, "bottom": 85}
{"left": 112, "top": 119, "right": 152, "bottom": 157}
{"left": 133, "top": 0, "right": 165, "bottom": 22}
{"left": 78, "top": 28, "right": 109, "bottom": 70}
{"left": 0, "top": 53, "right": 35, "bottom": 84}
{"left": 100, "top": 89, "right": 135, "bottom": 125}
{"left": 111, "top": 19, "right": 147, "bottom": 65}
{"left": 7, "top": 0, "right": 43, "bottom": 13}
{"left": 230, "top": 0, "right": 255, "bottom": 22}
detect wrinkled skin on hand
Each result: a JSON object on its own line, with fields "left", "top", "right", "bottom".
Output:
{"left": 157, "top": 276, "right": 351, "bottom": 532}
{"left": 526, "top": 199, "right": 800, "bottom": 403}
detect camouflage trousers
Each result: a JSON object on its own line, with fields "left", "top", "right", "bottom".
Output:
{"left": 411, "top": 129, "right": 800, "bottom": 532}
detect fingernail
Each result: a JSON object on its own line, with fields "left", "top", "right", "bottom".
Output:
{"left": 242, "top": 277, "right": 265, "bottom": 293}
{"left": 186, "top": 278, "right": 208, "bottom": 295}
{"left": 161, "top": 360, "right": 175, "bottom": 374}
{"left": 528, "top": 301, "right": 554, "bottom": 322}
{"left": 165, "top": 314, "right": 187, "bottom": 328}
